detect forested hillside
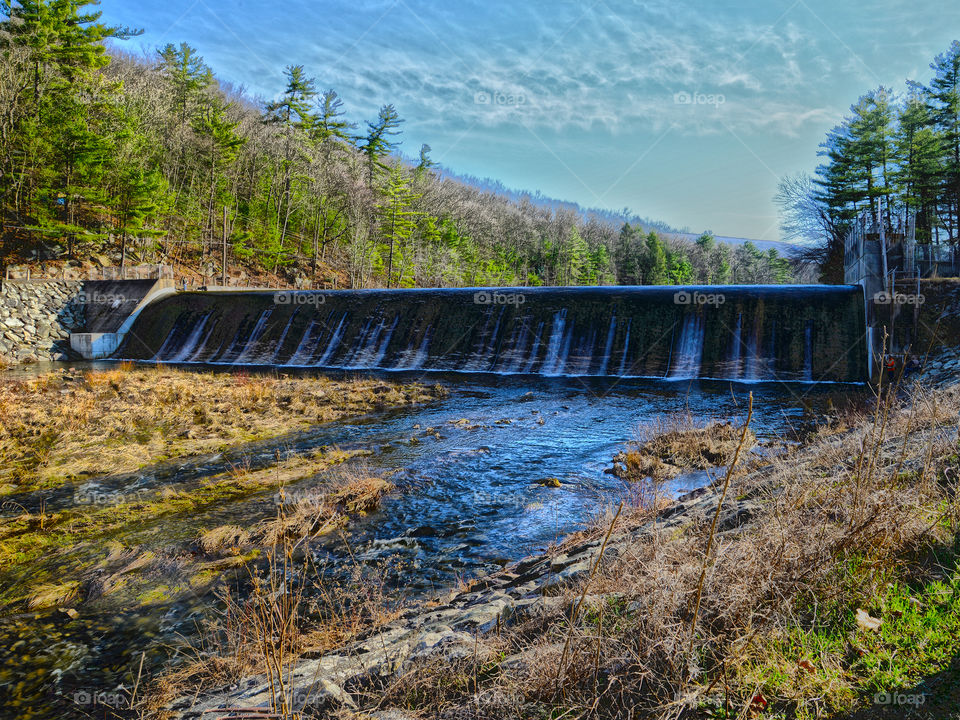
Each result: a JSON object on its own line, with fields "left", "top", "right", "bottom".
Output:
{"left": 0, "top": 0, "right": 797, "bottom": 288}
{"left": 778, "top": 40, "right": 960, "bottom": 282}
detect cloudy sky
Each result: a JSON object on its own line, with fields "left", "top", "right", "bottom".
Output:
{"left": 100, "top": 0, "right": 960, "bottom": 241}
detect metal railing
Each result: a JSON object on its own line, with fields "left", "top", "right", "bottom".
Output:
{"left": 3, "top": 264, "right": 174, "bottom": 282}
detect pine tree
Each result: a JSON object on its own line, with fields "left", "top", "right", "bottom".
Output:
{"left": 564, "top": 225, "right": 589, "bottom": 285}
{"left": 311, "top": 89, "right": 354, "bottom": 148}
{"left": 925, "top": 41, "right": 960, "bottom": 240}
{"left": 614, "top": 222, "right": 642, "bottom": 284}
{"left": 265, "top": 64, "right": 316, "bottom": 131}
{"left": 192, "top": 96, "right": 245, "bottom": 272}
{"left": 377, "top": 165, "right": 421, "bottom": 287}
{"left": 843, "top": 89, "right": 896, "bottom": 222}
{"left": 712, "top": 244, "right": 732, "bottom": 284}
{"left": 694, "top": 232, "right": 715, "bottom": 283}
{"left": 156, "top": 42, "right": 211, "bottom": 121}
{"left": 668, "top": 249, "right": 693, "bottom": 284}
{"left": 2, "top": 0, "right": 138, "bottom": 100}
{"left": 416, "top": 143, "right": 436, "bottom": 177}
{"left": 642, "top": 232, "right": 667, "bottom": 285}
{"left": 814, "top": 120, "right": 866, "bottom": 281}
{"left": 1, "top": 0, "right": 138, "bottom": 250}
{"left": 361, "top": 104, "right": 403, "bottom": 187}
{"left": 265, "top": 65, "right": 317, "bottom": 251}
{"left": 896, "top": 85, "right": 943, "bottom": 241}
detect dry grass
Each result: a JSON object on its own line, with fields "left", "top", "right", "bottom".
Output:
{"left": 0, "top": 365, "right": 444, "bottom": 496}
{"left": 197, "top": 467, "right": 395, "bottom": 552}
{"left": 26, "top": 580, "right": 80, "bottom": 610}
{"left": 198, "top": 525, "right": 250, "bottom": 555}
{"left": 144, "top": 472, "right": 403, "bottom": 720}
{"left": 257, "top": 473, "right": 392, "bottom": 546}
{"left": 0, "top": 443, "right": 374, "bottom": 612}
{"left": 612, "top": 416, "right": 757, "bottom": 482}
{"left": 370, "top": 381, "right": 960, "bottom": 719}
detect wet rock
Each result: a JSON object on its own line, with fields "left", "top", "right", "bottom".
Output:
{"left": 407, "top": 525, "right": 438, "bottom": 537}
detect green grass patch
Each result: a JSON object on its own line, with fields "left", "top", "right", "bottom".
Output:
{"left": 734, "top": 545, "right": 960, "bottom": 718}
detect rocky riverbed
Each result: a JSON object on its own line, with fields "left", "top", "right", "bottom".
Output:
{"left": 168, "top": 481, "right": 765, "bottom": 718}
{"left": 166, "top": 362, "right": 960, "bottom": 720}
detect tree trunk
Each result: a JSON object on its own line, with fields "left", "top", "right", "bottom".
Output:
{"left": 221, "top": 206, "right": 228, "bottom": 286}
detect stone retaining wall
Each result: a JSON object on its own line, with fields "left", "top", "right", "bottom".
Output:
{"left": 0, "top": 280, "right": 85, "bottom": 363}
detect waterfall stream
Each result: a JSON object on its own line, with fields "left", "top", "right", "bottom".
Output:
{"left": 119, "top": 286, "right": 868, "bottom": 383}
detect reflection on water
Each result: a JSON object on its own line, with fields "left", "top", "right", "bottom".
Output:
{"left": 0, "top": 368, "right": 861, "bottom": 719}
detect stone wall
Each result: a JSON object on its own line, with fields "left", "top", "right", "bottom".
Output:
{"left": 0, "top": 280, "right": 85, "bottom": 363}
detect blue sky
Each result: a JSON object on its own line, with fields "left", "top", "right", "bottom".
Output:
{"left": 100, "top": 0, "right": 960, "bottom": 241}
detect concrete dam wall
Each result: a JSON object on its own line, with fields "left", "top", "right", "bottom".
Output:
{"left": 116, "top": 285, "right": 869, "bottom": 383}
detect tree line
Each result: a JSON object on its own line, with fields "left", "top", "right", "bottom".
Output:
{"left": 1, "top": 0, "right": 797, "bottom": 288}
{"left": 778, "top": 40, "right": 960, "bottom": 282}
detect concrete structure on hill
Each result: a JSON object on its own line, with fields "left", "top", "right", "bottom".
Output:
{"left": 844, "top": 211, "right": 959, "bottom": 294}
{"left": 845, "top": 211, "right": 958, "bottom": 365}
{"left": 0, "top": 265, "right": 175, "bottom": 362}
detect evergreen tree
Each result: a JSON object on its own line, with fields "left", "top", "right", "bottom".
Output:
{"left": 642, "top": 232, "right": 667, "bottom": 285}
{"left": 2, "top": 0, "right": 137, "bottom": 98}
{"left": 694, "top": 231, "right": 715, "bottom": 283}
{"left": 265, "top": 64, "right": 316, "bottom": 131}
{"left": 668, "top": 249, "right": 693, "bottom": 284}
{"left": 1, "top": 0, "right": 138, "bottom": 250}
{"left": 156, "top": 42, "right": 211, "bottom": 121}
{"left": 896, "top": 85, "right": 943, "bottom": 240}
{"left": 712, "top": 244, "right": 732, "bottom": 284}
{"left": 416, "top": 143, "right": 435, "bottom": 176}
{"left": 264, "top": 64, "right": 317, "bottom": 251}
{"left": 377, "top": 165, "right": 421, "bottom": 287}
{"left": 614, "top": 222, "right": 642, "bottom": 284}
{"left": 925, "top": 41, "right": 960, "bottom": 238}
{"left": 192, "top": 95, "right": 245, "bottom": 271}
{"left": 361, "top": 103, "right": 403, "bottom": 187}
{"left": 311, "top": 89, "right": 354, "bottom": 145}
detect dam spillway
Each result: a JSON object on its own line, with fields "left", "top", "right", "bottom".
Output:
{"left": 116, "top": 286, "right": 868, "bottom": 383}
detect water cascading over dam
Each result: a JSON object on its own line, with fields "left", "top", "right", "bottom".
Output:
{"left": 116, "top": 286, "right": 868, "bottom": 382}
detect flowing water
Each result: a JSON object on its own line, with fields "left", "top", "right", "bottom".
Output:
{"left": 0, "top": 365, "right": 865, "bottom": 720}
{"left": 2, "top": 283, "right": 871, "bottom": 717}
{"left": 118, "top": 286, "right": 869, "bottom": 383}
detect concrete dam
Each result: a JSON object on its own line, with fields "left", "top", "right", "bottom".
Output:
{"left": 114, "top": 286, "right": 868, "bottom": 383}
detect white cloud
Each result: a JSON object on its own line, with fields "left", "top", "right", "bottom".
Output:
{"left": 281, "top": 0, "right": 839, "bottom": 137}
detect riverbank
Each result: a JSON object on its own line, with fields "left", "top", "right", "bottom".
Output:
{"left": 166, "top": 371, "right": 960, "bottom": 719}
{"left": 0, "top": 366, "right": 445, "bottom": 645}
{"left": 0, "top": 365, "right": 446, "bottom": 497}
